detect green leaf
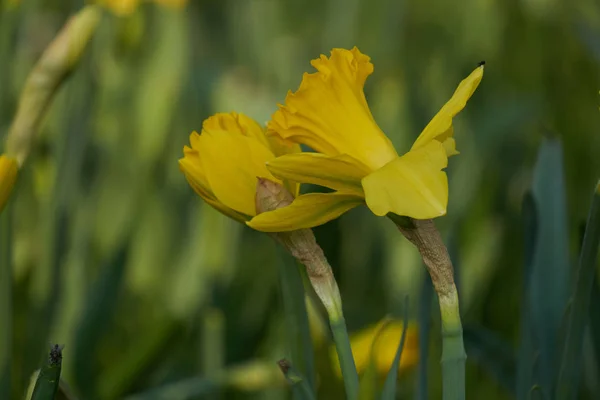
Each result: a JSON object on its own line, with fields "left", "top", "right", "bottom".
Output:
{"left": 277, "top": 246, "right": 316, "bottom": 395}
{"left": 528, "top": 138, "right": 570, "bottom": 396}
{"left": 0, "top": 204, "right": 12, "bottom": 399}
{"left": 463, "top": 324, "right": 516, "bottom": 394}
{"left": 416, "top": 273, "right": 433, "bottom": 400}
{"left": 278, "top": 359, "right": 317, "bottom": 400}
{"left": 555, "top": 181, "right": 600, "bottom": 399}
{"left": 517, "top": 192, "right": 538, "bottom": 400}
{"left": 72, "top": 245, "right": 129, "bottom": 397}
{"left": 31, "top": 345, "right": 63, "bottom": 400}
{"left": 380, "top": 297, "right": 409, "bottom": 399}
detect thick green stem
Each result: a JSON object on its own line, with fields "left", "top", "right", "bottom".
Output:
{"left": 255, "top": 178, "right": 358, "bottom": 399}
{"left": 439, "top": 289, "right": 466, "bottom": 400}
{"left": 393, "top": 218, "right": 466, "bottom": 400}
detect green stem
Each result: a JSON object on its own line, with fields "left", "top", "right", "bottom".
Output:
{"left": 329, "top": 308, "right": 359, "bottom": 400}
{"left": 0, "top": 204, "right": 11, "bottom": 399}
{"left": 439, "top": 290, "right": 466, "bottom": 400}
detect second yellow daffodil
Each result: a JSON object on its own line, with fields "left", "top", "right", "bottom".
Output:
{"left": 248, "top": 48, "right": 483, "bottom": 232}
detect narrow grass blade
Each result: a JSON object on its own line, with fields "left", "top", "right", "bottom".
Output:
{"left": 380, "top": 298, "right": 409, "bottom": 399}
{"left": 277, "top": 247, "right": 316, "bottom": 394}
{"left": 0, "top": 206, "right": 12, "bottom": 399}
{"left": 31, "top": 345, "right": 63, "bottom": 400}
{"left": 517, "top": 192, "right": 538, "bottom": 400}
{"left": 415, "top": 273, "right": 433, "bottom": 400}
{"left": 588, "top": 270, "right": 600, "bottom": 377}
{"left": 555, "top": 181, "right": 600, "bottom": 399}
{"left": 529, "top": 138, "right": 570, "bottom": 396}
{"left": 278, "top": 359, "right": 317, "bottom": 400}
{"left": 330, "top": 314, "right": 359, "bottom": 399}
{"left": 463, "top": 324, "right": 516, "bottom": 393}
{"left": 72, "top": 245, "right": 129, "bottom": 397}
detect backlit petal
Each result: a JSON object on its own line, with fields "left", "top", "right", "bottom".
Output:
{"left": 362, "top": 141, "right": 449, "bottom": 218}
{"left": 267, "top": 153, "right": 370, "bottom": 197}
{"left": 247, "top": 192, "right": 364, "bottom": 232}
{"left": 179, "top": 147, "right": 247, "bottom": 222}
{"left": 268, "top": 47, "right": 398, "bottom": 170}
{"left": 203, "top": 112, "right": 270, "bottom": 149}
{"left": 196, "top": 130, "right": 278, "bottom": 217}
{"left": 411, "top": 65, "right": 483, "bottom": 153}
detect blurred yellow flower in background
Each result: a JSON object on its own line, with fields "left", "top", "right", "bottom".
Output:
{"left": 179, "top": 112, "right": 300, "bottom": 223}
{"left": 0, "top": 155, "right": 18, "bottom": 214}
{"left": 248, "top": 48, "right": 483, "bottom": 232}
{"left": 99, "top": 0, "right": 188, "bottom": 16}
{"left": 330, "top": 319, "right": 419, "bottom": 377}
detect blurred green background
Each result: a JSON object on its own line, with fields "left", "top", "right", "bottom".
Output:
{"left": 1, "top": 0, "right": 599, "bottom": 399}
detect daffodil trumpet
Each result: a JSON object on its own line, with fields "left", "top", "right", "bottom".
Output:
{"left": 179, "top": 112, "right": 359, "bottom": 398}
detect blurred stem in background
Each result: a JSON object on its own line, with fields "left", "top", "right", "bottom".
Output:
{"left": 256, "top": 178, "right": 359, "bottom": 399}
{"left": 391, "top": 216, "right": 465, "bottom": 400}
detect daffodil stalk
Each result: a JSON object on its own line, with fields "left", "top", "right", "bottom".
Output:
{"left": 393, "top": 217, "right": 464, "bottom": 400}
{"left": 255, "top": 178, "right": 359, "bottom": 399}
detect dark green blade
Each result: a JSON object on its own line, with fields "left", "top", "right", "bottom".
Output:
{"left": 278, "top": 359, "right": 317, "bottom": 400}
{"left": 31, "top": 345, "right": 63, "bottom": 400}
{"left": 277, "top": 246, "right": 316, "bottom": 395}
{"left": 380, "top": 298, "right": 409, "bottom": 399}
{"left": 517, "top": 192, "right": 538, "bottom": 400}
{"left": 555, "top": 181, "right": 600, "bottom": 399}
{"left": 528, "top": 138, "right": 570, "bottom": 397}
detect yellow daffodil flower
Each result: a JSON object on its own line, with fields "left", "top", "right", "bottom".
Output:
{"left": 0, "top": 155, "right": 18, "bottom": 213}
{"left": 180, "top": 112, "right": 366, "bottom": 230}
{"left": 330, "top": 319, "right": 419, "bottom": 377}
{"left": 179, "top": 112, "right": 301, "bottom": 223}
{"left": 100, "top": 0, "right": 188, "bottom": 16}
{"left": 248, "top": 48, "right": 483, "bottom": 232}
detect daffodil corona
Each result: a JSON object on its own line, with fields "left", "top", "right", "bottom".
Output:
{"left": 248, "top": 47, "right": 483, "bottom": 232}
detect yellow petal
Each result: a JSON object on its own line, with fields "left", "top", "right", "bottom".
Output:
{"left": 331, "top": 320, "right": 419, "bottom": 377}
{"left": 267, "top": 153, "right": 369, "bottom": 197}
{"left": 268, "top": 47, "right": 398, "bottom": 171}
{"left": 203, "top": 112, "right": 270, "bottom": 149}
{"left": 196, "top": 130, "right": 278, "bottom": 217}
{"left": 362, "top": 141, "right": 449, "bottom": 218}
{"left": 247, "top": 192, "right": 363, "bottom": 232}
{"left": 0, "top": 155, "right": 18, "bottom": 213}
{"left": 179, "top": 148, "right": 247, "bottom": 222}
{"left": 411, "top": 65, "right": 484, "bottom": 153}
